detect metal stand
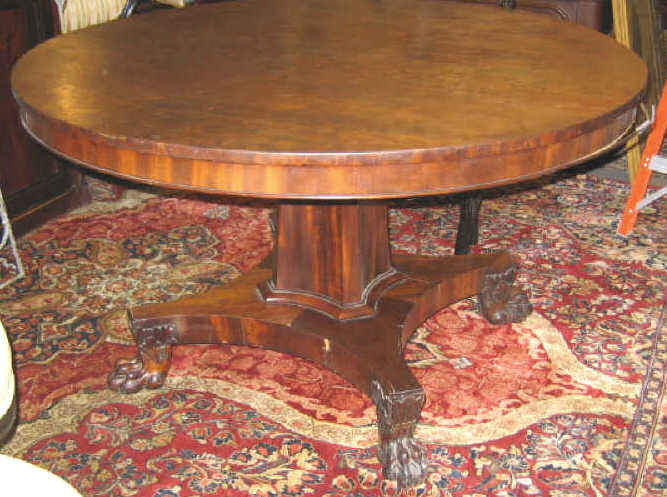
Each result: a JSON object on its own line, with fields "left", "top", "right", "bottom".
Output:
{"left": 0, "top": 191, "right": 24, "bottom": 290}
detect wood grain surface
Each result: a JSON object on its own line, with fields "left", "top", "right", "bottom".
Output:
{"left": 11, "top": 0, "right": 647, "bottom": 198}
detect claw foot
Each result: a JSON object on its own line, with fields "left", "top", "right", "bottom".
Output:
{"left": 480, "top": 261, "right": 532, "bottom": 324}
{"left": 377, "top": 435, "right": 427, "bottom": 489}
{"left": 108, "top": 357, "right": 166, "bottom": 393}
{"left": 370, "top": 379, "right": 427, "bottom": 488}
{"left": 108, "top": 321, "right": 178, "bottom": 393}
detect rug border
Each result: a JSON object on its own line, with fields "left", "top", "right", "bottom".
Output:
{"left": 608, "top": 300, "right": 666, "bottom": 497}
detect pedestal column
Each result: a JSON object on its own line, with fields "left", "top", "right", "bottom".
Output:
{"left": 259, "top": 203, "right": 403, "bottom": 319}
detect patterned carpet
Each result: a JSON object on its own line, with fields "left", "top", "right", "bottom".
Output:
{"left": 0, "top": 172, "right": 664, "bottom": 496}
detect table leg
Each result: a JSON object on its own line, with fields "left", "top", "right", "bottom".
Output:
{"left": 455, "top": 194, "right": 482, "bottom": 255}
{"left": 370, "top": 370, "right": 426, "bottom": 488}
{"left": 108, "top": 202, "right": 531, "bottom": 488}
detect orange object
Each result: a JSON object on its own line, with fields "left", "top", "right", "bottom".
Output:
{"left": 618, "top": 83, "right": 667, "bottom": 235}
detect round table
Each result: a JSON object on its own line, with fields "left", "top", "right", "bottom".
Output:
{"left": 11, "top": 0, "right": 646, "bottom": 487}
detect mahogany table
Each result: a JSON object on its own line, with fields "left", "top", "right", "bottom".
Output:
{"left": 11, "top": 0, "right": 646, "bottom": 487}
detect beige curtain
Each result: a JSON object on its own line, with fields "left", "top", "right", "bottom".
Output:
{"left": 56, "top": 0, "right": 128, "bottom": 33}
{"left": 56, "top": 0, "right": 189, "bottom": 33}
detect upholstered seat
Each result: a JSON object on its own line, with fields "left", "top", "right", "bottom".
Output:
{"left": 0, "top": 320, "right": 15, "bottom": 443}
{"left": 1, "top": 321, "right": 82, "bottom": 496}
{"left": 0, "top": 455, "right": 83, "bottom": 495}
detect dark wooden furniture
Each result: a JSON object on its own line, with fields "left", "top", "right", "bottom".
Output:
{"left": 0, "top": 0, "right": 88, "bottom": 236}
{"left": 11, "top": 0, "right": 646, "bottom": 487}
{"left": 625, "top": 0, "right": 663, "bottom": 110}
{"left": 0, "top": 0, "right": 168, "bottom": 236}
{"left": 496, "top": 0, "right": 609, "bottom": 30}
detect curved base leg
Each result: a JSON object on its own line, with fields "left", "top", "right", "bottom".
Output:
{"left": 107, "top": 250, "right": 531, "bottom": 487}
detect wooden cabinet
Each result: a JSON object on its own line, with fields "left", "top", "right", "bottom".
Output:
{"left": 469, "top": 0, "right": 611, "bottom": 31}
{"left": 514, "top": 0, "right": 610, "bottom": 31}
{"left": 0, "top": 0, "right": 88, "bottom": 236}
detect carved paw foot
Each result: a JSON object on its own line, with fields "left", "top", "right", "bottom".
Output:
{"left": 370, "top": 379, "right": 428, "bottom": 488}
{"left": 378, "top": 436, "right": 427, "bottom": 489}
{"left": 486, "top": 287, "right": 532, "bottom": 324}
{"left": 108, "top": 357, "right": 166, "bottom": 393}
{"left": 108, "top": 322, "right": 178, "bottom": 393}
{"left": 479, "top": 262, "right": 532, "bottom": 324}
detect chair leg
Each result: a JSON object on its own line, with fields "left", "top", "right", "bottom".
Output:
{"left": 455, "top": 194, "right": 482, "bottom": 255}
{"left": 120, "top": 0, "right": 141, "bottom": 17}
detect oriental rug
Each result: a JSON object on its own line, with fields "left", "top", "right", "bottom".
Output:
{"left": 0, "top": 173, "right": 664, "bottom": 497}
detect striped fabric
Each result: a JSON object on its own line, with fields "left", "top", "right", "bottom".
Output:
{"left": 56, "top": 0, "right": 188, "bottom": 33}
{"left": 56, "top": 0, "right": 127, "bottom": 33}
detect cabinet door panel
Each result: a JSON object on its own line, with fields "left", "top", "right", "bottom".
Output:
{"left": 1, "top": 9, "right": 62, "bottom": 198}
{"left": 1, "top": 2, "right": 87, "bottom": 235}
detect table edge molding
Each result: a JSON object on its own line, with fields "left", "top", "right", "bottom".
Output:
{"left": 18, "top": 97, "right": 640, "bottom": 199}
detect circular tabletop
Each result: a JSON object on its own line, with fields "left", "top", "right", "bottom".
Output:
{"left": 12, "top": 0, "right": 646, "bottom": 199}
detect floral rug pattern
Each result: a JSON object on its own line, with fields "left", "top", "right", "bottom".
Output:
{"left": 0, "top": 174, "right": 665, "bottom": 497}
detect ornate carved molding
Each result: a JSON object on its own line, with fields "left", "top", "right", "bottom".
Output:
{"left": 259, "top": 269, "right": 405, "bottom": 320}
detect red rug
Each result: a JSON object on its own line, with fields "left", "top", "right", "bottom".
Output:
{"left": 0, "top": 174, "right": 664, "bottom": 497}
